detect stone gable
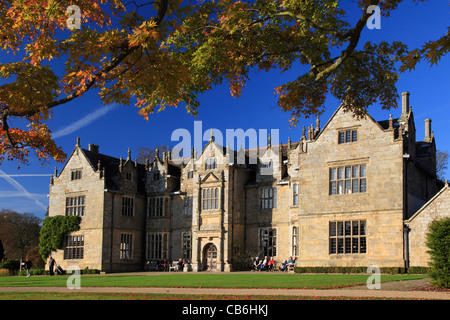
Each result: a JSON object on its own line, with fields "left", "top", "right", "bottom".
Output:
{"left": 406, "top": 183, "right": 450, "bottom": 267}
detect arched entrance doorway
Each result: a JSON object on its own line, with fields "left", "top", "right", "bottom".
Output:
{"left": 203, "top": 243, "right": 217, "bottom": 271}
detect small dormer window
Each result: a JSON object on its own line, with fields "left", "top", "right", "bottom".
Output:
{"left": 261, "top": 160, "right": 272, "bottom": 168}
{"left": 260, "top": 160, "right": 274, "bottom": 176}
{"left": 205, "top": 158, "right": 217, "bottom": 170}
{"left": 338, "top": 129, "right": 357, "bottom": 144}
{"left": 126, "top": 172, "right": 132, "bottom": 181}
{"left": 71, "top": 170, "right": 82, "bottom": 180}
{"left": 187, "top": 170, "right": 194, "bottom": 179}
{"left": 153, "top": 172, "right": 160, "bottom": 180}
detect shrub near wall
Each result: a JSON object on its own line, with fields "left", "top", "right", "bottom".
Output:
{"left": 0, "top": 269, "right": 12, "bottom": 276}
{"left": 17, "top": 268, "right": 100, "bottom": 276}
{"left": 426, "top": 217, "right": 450, "bottom": 288}
{"left": 407, "top": 266, "right": 429, "bottom": 274}
{"left": 294, "top": 266, "right": 429, "bottom": 274}
{"left": 18, "top": 269, "right": 47, "bottom": 276}
{"left": 39, "top": 215, "right": 81, "bottom": 261}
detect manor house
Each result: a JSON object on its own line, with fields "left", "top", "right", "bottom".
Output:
{"left": 48, "top": 92, "right": 447, "bottom": 272}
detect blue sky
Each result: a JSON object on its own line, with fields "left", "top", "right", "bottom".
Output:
{"left": 1, "top": 1, "right": 449, "bottom": 220}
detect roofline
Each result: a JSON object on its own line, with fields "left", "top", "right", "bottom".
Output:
{"left": 80, "top": 148, "right": 102, "bottom": 172}
{"left": 405, "top": 182, "right": 449, "bottom": 223}
{"left": 54, "top": 146, "right": 80, "bottom": 178}
{"left": 313, "top": 103, "right": 388, "bottom": 142}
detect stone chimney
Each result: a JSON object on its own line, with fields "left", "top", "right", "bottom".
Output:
{"left": 401, "top": 92, "right": 410, "bottom": 118}
{"left": 424, "top": 119, "right": 432, "bottom": 142}
{"left": 88, "top": 144, "right": 99, "bottom": 153}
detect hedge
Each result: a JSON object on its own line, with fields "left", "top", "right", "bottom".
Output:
{"left": 426, "top": 217, "right": 450, "bottom": 288}
{"left": 294, "top": 266, "right": 429, "bottom": 274}
{"left": 17, "top": 268, "right": 100, "bottom": 276}
{"left": 0, "top": 259, "right": 20, "bottom": 270}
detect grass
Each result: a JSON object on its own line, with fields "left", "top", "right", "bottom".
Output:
{"left": 0, "top": 273, "right": 430, "bottom": 300}
{"left": 0, "top": 272, "right": 427, "bottom": 289}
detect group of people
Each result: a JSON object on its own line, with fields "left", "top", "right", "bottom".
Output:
{"left": 176, "top": 258, "right": 189, "bottom": 271}
{"left": 22, "top": 256, "right": 64, "bottom": 277}
{"left": 155, "top": 259, "right": 171, "bottom": 271}
{"left": 154, "top": 258, "right": 189, "bottom": 271}
{"left": 252, "top": 256, "right": 276, "bottom": 271}
{"left": 252, "top": 256, "right": 296, "bottom": 272}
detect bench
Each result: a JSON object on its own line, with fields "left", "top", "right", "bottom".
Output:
{"left": 145, "top": 261, "right": 158, "bottom": 271}
{"left": 169, "top": 261, "right": 178, "bottom": 271}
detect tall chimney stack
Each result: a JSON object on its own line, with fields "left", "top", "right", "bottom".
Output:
{"left": 424, "top": 119, "right": 432, "bottom": 142}
{"left": 88, "top": 144, "right": 99, "bottom": 153}
{"left": 401, "top": 92, "right": 410, "bottom": 117}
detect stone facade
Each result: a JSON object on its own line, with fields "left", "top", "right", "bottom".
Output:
{"left": 48, "top": 92, "right": 444, "bottom": 272}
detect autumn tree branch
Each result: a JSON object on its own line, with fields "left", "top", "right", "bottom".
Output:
{"left": 4, "top": 0, "right": 169, "bottom": 119}
{"left": 310, "top": 0, "right": 380, "bottom": 80}
{"left": 272, "top": 11, "right": 348, "bottom": 41}
{"left": 220, "top": 0, "right": 380, "bottom": 82}
{"left": 1, "top": 113, "right": 16, "bottom": 149}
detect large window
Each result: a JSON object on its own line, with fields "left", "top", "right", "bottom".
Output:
{"left": 259, "top": 228, "right": 277, "bottom": 257}
{"left": 329, "top": 220, "right": 366, "bottom": 254}
{"left": 202, "top": 188, "right": 219, "bottom": 210}
{"left": 148, "top": 197, "right": 164, "bottom": 217}
{"left": 65, "top": 196, "right": 85, "bottom": 216}
{"left": 260, "top": 187, "right": 277, "bottom": 209}
{"left": 120, "top": 233, "right": 133, "bottom": 260}
{"left": 64, "top": 235, "right": 84, "bottom": 260}
{"left": 146, "top": 233, "right": 169, "bottom": 260}
{"left": 329, "top": 164, "right": 366, "bottom": 195}
{"left": 122, "top": 196, "right": 134, "bottom": 216}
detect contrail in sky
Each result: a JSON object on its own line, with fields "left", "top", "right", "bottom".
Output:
{"left": 0, "top": 169, "right": 48, "bottom": 210}
{"left": 0, "top": 105, "right": 118, "bottom": 213}
{"left": 52, "top": 104, "right": 118, "bottom": 139}
{"left": 0, "top": 174, "right": 52, "bottom": 177}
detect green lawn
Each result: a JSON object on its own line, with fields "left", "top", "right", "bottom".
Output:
{"left": 0, "top": 272, "right": 428, "bottom": 289}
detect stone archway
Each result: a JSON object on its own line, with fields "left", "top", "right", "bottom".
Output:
{"left": 202, "top": 243, "right": 217, "bottom": 271}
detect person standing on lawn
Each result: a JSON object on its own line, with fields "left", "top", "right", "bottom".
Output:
{"left": 48, "top": 256, "right": 56, "bottom": 276}
{"left": 24, "top": 258, "right": 32, "bottom": 277}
